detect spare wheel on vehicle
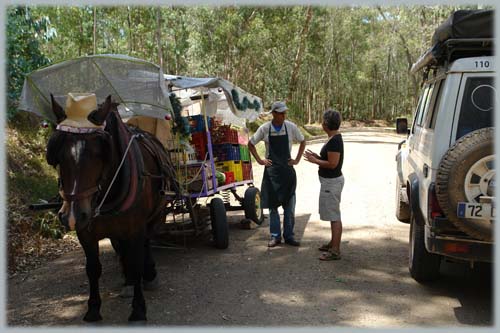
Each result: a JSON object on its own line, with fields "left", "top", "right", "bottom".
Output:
{"left": 435, "top": 127, "right": 494, "bottom": 241}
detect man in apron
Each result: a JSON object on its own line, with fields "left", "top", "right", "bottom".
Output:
{"left": 248, "top": 101, "right": 306, "bottom": 247}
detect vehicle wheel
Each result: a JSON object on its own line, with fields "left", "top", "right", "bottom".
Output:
{"left": 435, "top": 127, "right": 494, "bottom": 241}
{"left": 210, "top": 198, "right": 228, "bottom": 249}
{"left": 243, "top": 187, "right": 264, "bottom": 225}
{"left": 409, "top": 214, "right": 441, "bottom": 283}
{"left": 395, "top": 176, "right": 410, "bottom": 223}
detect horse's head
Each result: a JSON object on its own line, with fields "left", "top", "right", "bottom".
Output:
{"left": 47, "top": 94, "right": 115, "bottom": 232}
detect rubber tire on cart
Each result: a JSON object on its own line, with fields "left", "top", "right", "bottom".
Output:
{"left": 435, "top": 127, "right": 494, "bottom": 241}
{"left": 409, "top": 213, "right": 441, "bottom": 283}
{"left": 210, "top": 198, "right": 229, "bottom": 249}
{"left": 243, "top": 187, "right": 264, "bottom": 225}
{"left": 395, "top": 176, "right": 410, "bottom": 223}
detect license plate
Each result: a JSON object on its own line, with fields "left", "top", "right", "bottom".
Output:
{"left": 457, "top": 202, "right": 495, "bottom": 220}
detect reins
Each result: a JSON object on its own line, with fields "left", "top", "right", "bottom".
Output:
{"left": 93, "top": 133, "right": 140, "bottom": 217}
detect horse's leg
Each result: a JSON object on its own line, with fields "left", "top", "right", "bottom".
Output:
{"left": 143, "top": 238, "right": 159, "bottom": 290}
{"left": 126, "top": 231, "right": 147, "bottom": 321}
{"left": 79, "top": 236, "right": 103, "bottom": 322}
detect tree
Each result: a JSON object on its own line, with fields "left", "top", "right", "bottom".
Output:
{"left": 7, "top": 6, "right": 54, "bottom": 119}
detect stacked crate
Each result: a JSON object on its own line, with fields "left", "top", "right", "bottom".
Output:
{"left": 215, "top": 161, "right": 243, "bottom": 182}
{"left": 242, "top": 161, "right": 252, "bottom": 180}
{"left": 177, "top": 163, "right": 213, "bottom": 192}
{"left": 190, "top": 132, "right": 207, "bottom": 161}
{"left": 189, "top": 115, "right": 212, "bottom": 161}
{"left": 211, "top": 123, "right": 252, "bottom": 184}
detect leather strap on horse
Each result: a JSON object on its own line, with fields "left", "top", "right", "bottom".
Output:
{"left": 94, "top": 110, "right": 145, "bottom": 216}
{"left": 61, "top": 185, "right": 100, "bottom": 201}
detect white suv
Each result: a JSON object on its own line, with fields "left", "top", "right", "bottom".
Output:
{"left": 395, "top": 10, "right": 494, "bottom": 282}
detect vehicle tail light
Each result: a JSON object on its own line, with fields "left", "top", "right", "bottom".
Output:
{"left": 428, "top": 184, "right": 444, "bottom": 219}
{"left": 443, "top": 242, "right": 469, "bottom": 253}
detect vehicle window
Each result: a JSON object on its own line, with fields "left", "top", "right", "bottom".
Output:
{"left": 427, "top": 80, "right": 444, "bottom": 129}
{"left": 456, "top": 77, "right": 494, "bottom": 140}
{"left": 412, "top": 85, "right": 430, "bottom": 133}
{"left": 417, "top": 83, "right": 434, "bottom": 127}
{"left": 411, "top": 91, "right": 425, "bottom": 133}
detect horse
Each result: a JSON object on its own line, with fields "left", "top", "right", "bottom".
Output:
{"left": 46, "top": 94, "right": 174, "bottom": 322}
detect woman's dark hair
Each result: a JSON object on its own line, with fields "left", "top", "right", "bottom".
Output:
{"left": 323, "top": 109, "right": 341, "bottom": 130}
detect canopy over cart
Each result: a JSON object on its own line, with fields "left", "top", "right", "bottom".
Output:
{"left": 19, "top": 54, "right": 173, "bottom": 122}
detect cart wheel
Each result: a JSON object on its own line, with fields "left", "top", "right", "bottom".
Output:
{"left": 244, "top": 187, "right": 264, "bottom": 225}
{"left": 210, "top": 198, "right": 228, "bottom": 249}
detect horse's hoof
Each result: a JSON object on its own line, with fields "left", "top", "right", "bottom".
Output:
{"left": 143, "top": 276, "right": 159, "bottom": 291}
{"left": 119, "top": 285, "right": 134, "bottom": 298}
{"left": 83, "top": 312, "right": 103, "bottom": 322}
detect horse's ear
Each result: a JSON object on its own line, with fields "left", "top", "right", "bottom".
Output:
{"left": 50, "top": 94, "right": 66, "bottom": 124}
{"left": 88, "top": 95, "right": 113, "bottom": 126}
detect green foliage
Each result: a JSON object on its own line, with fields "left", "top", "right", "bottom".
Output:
{"left": 7, "top": 6, "right": 53, "bottom": 120}
{"left": 33, "top": 211, "right": 64, "bottom": 239}
{"left": 8, "top": 5, "right": 489, "bottom": 125}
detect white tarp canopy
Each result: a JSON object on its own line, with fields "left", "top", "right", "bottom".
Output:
{"left": 19, "top": 54, "right": 173, "bottom": 123}
{"left": 165, "top": 74, "right": 263, "bottom": 126}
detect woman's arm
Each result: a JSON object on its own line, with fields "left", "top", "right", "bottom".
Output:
{"left": 303, "top": 150, "right": 340, "bottom": 169}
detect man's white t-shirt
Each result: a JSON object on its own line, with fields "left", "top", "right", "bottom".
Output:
{"left": 249, "top": 120, "right": 305, "bottom": 159}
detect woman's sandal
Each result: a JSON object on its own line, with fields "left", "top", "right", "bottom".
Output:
{"left": 319, "top": 250, "right": 341, "bottom": 261}
{"left": 318, "top": 243, "right": 331, "bottom": 251}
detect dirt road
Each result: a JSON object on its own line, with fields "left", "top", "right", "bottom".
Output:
{"left": 7, "top": 129, "right": 492, "bottom": 327}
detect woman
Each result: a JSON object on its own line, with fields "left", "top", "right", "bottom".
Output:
{"left": 303, "top": 109, "right": 344, "bottom": 260}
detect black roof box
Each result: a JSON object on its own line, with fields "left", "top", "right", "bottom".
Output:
{"left": 410, "top": 9, "right": 494, "bottom": 74}
{"left": 432, "top": 10, "right": 493, "bottom": 45}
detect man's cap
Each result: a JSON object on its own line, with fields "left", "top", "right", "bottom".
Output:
{"left": 58, "top": 93, "right": 102, "bottom": 128}
{"left": 270, "top": 101, "right": 288, "bottom": 113}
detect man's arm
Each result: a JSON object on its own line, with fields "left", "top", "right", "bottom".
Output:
{"left": 289, "top": 140, "right": 306, "bottom": 166}
{"left": 248, "top": 141, "right": 272, "bottom": 166}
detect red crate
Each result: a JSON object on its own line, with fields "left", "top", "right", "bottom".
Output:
{"left": 242, "top": 162, "right": 252, "bottom": 180}
{"left": 224, "top": 171, "right": 235, "bottom": 184}
{"left": 212, "top": 125, "right": 238, "bottom": 144}
{"left": 190, "top": 132, "right": 207, "bottom": 146}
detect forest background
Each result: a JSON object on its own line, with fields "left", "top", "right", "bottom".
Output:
{"left": 5, "top": 4, "right": 490, "bottom": 274}
{"left": 7, "top": 4, "right": 491, "bottom": 123}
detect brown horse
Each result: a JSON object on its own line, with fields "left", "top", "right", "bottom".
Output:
{"left": 46, "top": 94, "right": 174, "bottom": 322}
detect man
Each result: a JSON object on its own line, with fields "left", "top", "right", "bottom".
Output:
{"left": 248, "top": 101, "right": 306, "bottom": 247}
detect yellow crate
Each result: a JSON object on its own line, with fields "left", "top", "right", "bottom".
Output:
{"left": 215, "top": 160, "right": 243, "bottom": 182}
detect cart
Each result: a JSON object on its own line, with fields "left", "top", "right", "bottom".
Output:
{"left": 20, "top": 55, "right": 265, "bottom": 249}
{"left": 149, "top": 75, "right": 265, "bottom": 249}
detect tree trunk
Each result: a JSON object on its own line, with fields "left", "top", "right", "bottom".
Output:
{"left": 376, "top": 7, "right": 419, "bottom": 104}
{"left": 127, "top": 6, "right": 133, "bottom": 54}
{"left": 287, "top": 6, "right": 313, "bottom": 101}
{"left": 156, "top": 7, "right": 163, "bottom": 71}
{"left": 93, "top": 7, "right": 96, "bottom": 55}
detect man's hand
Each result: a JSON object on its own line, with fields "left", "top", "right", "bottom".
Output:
{"left": 259, "top": 158, "right": 273, "bottom": 166}
{"left": 288, "top": 158, "right": 300, "bottom": 166}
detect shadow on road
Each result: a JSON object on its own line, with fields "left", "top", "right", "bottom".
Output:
{"left": 7, "top": 211, "right": 493, "bottom": 327}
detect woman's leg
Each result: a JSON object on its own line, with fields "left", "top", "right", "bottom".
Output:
{"left": 330, "top": 220, "right": 342, "bottom": 253}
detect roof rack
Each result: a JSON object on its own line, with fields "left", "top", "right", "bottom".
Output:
{"left": 411, "top": 38, "right": 494, "bottom": 74}
{"left": 410, "top": 9, "right": 493, "bottom": 75}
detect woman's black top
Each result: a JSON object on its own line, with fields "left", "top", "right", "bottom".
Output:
{"left": 318, "top": 134, "right": 343, "bottom": 178}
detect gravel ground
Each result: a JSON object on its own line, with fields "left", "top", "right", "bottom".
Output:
{"left": 7, "top": 128, "right": 493, "bottom": 328}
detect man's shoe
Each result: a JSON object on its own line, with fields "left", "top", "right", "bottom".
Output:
{"left": 284, "top": 239, "right": 300, "bottom": 247}
{"left": 268, "top": 238, "right": 281, "bottom": 247}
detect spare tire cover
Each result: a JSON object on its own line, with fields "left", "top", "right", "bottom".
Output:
{"left": 435, "top": 127, "right": 494, "bottom": 241}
